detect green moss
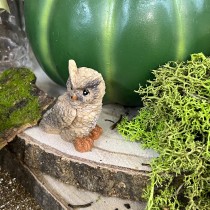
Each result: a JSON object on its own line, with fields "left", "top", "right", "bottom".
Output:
{"left": 118, "top": 53, "right": 210, "bottom": 210}
{"left": 0, "top": 68, "right": 41, "bottom": 137}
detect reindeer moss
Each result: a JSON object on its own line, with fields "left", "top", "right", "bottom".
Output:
{"left": 0, "top": 68, "right": 41, "bottom": 137}
{"left": 118, "top": 53, "right": 210, "bottom": 210}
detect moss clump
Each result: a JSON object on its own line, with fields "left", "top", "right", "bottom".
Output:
{"left": 118, "top": 53, "right": 210, "bottom": 210}
{"left": 0, "top": 68, "right": 41, "bottom": 139}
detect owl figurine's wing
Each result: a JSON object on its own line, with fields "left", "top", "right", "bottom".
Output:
{"left": 39, "top": 93, "right": 76, "bottom": 134}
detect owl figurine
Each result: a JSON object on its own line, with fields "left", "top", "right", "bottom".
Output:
{"left": 39, "top": 60, "right": 106, "bottom": 152}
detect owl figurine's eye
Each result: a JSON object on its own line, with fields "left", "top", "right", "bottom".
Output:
{"left": 83, "top": 89, "right": 89, "bottom": 96}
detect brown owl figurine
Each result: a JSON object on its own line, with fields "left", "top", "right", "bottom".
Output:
{"left": 39, "top": 60, "right": 106, "bottom": 152}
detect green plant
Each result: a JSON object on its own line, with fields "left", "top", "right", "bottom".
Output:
{"left": 0, "top": 68, "right": 41, "bottom": 133}
{"left": 118, "top": 53, "right": 210, "bottom": 210}
{"left": 0, "top": 68, "right": 42, "bottom": 149}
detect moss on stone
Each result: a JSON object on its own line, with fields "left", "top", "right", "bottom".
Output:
{"left": 0, "top": 68, "right": 41, "bottom": 138}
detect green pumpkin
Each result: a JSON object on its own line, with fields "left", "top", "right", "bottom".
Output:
{"left": 25, "top": 0, "right": 210, "bottom": 106}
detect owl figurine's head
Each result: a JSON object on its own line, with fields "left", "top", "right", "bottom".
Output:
{"left": 66, "top": 60, "right": 106, "bottom": 106}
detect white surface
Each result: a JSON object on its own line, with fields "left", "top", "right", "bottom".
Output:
{"left": 96, "top": 104, "right": 156, "bottom": 157}
{"left": 43, "top": 174, "right": 146, "bottom": 210}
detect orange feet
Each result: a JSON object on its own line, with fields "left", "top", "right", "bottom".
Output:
{"left": 74, "top": 125, "right": 103, "bottom": 152}
{"left": 74, "top": 137, "right": 94, "bottom": 152}
{"left": 88, "top": 125, "right": 103, "bottom": 141}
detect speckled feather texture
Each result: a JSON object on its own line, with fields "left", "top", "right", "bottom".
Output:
{"left": 39, "top": 60, "right": 106, "bottom": 152}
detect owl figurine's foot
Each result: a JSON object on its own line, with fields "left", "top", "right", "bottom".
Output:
{"left": 88, "top": 125, "right": 103, "bottom": 141}
{"left": 73, "top": 125, "right": 102, "bottom": 152}
{"left": 74, "top": 137, "right": 94, "bottom": 152}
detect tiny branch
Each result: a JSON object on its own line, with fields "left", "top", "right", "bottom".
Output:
{"left": 104, "top": 119, "right": 115, "bottom": 123}
{"left": 68, "top": 201, "right": 93, "bottom": 209}
{"left": 110, "top": 115, "right": 123, "bottom": 130}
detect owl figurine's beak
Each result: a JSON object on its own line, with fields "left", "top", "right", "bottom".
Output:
{"left": 71, "top": 94, "right": 78, "bottom": 101}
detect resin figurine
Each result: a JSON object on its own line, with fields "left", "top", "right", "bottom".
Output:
{"left": 39, "top": 60, "right": 106, "bottom": 152}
